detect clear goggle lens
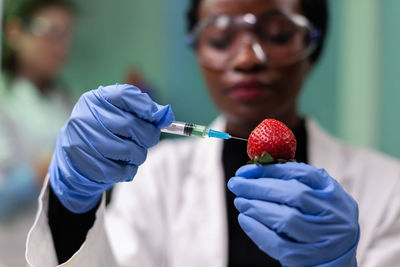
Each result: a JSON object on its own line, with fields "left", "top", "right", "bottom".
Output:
{"left": 190, "top": 11, "right": 320, "bottom": 70}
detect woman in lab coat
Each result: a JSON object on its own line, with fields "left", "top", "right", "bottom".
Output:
{"left": 26, "top": 0, "right": 400, "bottom": 266}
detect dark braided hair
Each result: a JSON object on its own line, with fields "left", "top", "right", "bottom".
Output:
{"left": 186, "top": 0, "right": 328, "bottom": 63}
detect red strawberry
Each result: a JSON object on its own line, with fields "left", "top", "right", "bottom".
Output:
{"left": 247, "top": 119, "right": 297, "bottom": 164}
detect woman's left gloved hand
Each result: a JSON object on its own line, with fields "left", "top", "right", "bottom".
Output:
{"left": 228, "top": 162, "right": 359, "bottom": 267}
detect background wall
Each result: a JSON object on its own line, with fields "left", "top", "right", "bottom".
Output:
{"left": 380, "top": 0, "right": 400, "bottom": 158}
{"left": 62, "top": 0, "right": 400, "bottom": 158}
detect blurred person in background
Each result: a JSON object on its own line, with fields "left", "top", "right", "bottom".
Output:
{"left": 26, "top": 0, "right": 400, "bottom": 266}
{"left": 0, "top": 0, "right": 75, "bottom": 265}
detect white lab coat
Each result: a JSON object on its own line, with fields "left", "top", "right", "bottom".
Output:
{"left": 26, "top": 117, "right": 400, "bottom": 267}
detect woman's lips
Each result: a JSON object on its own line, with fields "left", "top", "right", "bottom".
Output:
{"left": 228, "top": 80, "right": 275, "bottom": 101}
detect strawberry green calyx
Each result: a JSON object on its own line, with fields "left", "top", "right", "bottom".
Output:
{"left": 247, "top": 152, "right": 296, "bottom": 165}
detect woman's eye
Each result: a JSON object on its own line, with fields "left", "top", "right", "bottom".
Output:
{"left": 268, "top": 31, "right": 294, "bottom": 44}
{"left": 208, "top": 37, "right": 231, "bottom": 49}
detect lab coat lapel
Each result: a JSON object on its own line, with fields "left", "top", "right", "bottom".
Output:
{"left": 306, "top": 118, "right": 346, "bottom": 184}
{"left": 174, "top": 117, "right": 228, "bottom": 267}
{"left": 198, "top": 117, "right": 229, "bottom": 267}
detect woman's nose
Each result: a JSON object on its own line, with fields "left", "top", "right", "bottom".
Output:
{"left": 230, "top": 36, "right": 268, "bottom": 72}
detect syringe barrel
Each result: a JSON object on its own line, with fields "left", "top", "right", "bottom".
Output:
{"left": 161, "top": 121, "right": 190, "bottom": 136}
{"left": 161, "top": 121, "right": 208, "bottom": 137}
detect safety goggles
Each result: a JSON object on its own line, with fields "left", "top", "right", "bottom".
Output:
{"left": 187, "top": 10, "right": 320, "bottom": 70}
{"left": 22, "top": 17, "right": 72, "bottom": 42}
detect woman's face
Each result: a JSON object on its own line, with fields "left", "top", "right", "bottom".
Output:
{"left": 7, "top": 5, "right": 75, "bottom": 81}
{"left": 196, "top": 0, "right": 313, "bottom": 135}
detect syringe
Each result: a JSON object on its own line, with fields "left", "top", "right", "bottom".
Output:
{"left": 161, "top": 121, "right": 247, "bottom": 141}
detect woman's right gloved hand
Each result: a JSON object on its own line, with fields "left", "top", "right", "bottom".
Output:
{"left": 49, "top": 84, "right": 174, "bottom": 213}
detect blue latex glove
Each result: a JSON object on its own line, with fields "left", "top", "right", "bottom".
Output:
{"left": 49, "top": 84, "right": 174, "bottom": 213}
{"left": 228, "top": 162, "right": 359, "bottom": 267}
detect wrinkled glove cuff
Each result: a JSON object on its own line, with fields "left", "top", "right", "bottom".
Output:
{"left": 49, "top": 158, "right": 111, "bottom": 214}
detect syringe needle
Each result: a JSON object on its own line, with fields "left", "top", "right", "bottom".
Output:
{"left": 230, "top": 136, "right": 248, "bottom": 142}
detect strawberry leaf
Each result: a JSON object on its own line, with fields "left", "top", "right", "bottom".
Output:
{"left": 247, "top": 152, "right": 274, "bottom": 164}
{"left": 247, "top": 154, "right": 297, "bottom": 165}
{"left": 255, "top": 152, "right": 274, "bottom": 164}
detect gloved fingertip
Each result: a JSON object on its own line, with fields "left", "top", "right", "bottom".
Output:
{"left": 233, "top": 197, "right": 246, "bottom": 211}
{"left": 154, "top": 104, "right": 175, "bottom": 128}
{"left": 235, "top": 164, "right": 254, "bottom": 176}
{"left": 237, "top": 213, "right": 253, "bottom": 233}
{"left": 235, "top": 164, "right": 263, "bottom": 178}
{"left": 227, "top": 177, "right": 238, "bottom": 192}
